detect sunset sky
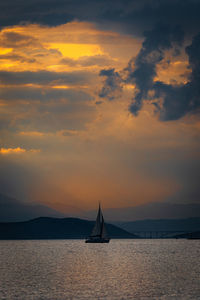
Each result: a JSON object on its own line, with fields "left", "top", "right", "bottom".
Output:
{"left": 0, "top": 0, "right": 200, "bottom": 220}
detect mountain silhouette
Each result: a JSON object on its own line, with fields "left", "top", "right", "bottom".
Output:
{"left": 0, "top": 217, "right": 137, "bottom": 239}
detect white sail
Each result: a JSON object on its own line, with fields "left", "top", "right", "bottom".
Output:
{"left": 101, "top": 215, "right": 108, "bottom": 238}
{"left": 91, "top": 204, "right": 102, "bottom": 237}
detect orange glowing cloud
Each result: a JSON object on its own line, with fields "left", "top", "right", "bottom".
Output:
{"left": 0, "top": 147, "right": 40, "bottom": 154}
{"left": 0, "top": 22, "right": 141, "bottom": 72}
{"left": 0, "top": 47, "right": 13, "bottom": 55}
{"left": 154, "top": 48, "right": 190, "bottom": 85}
{"left": 0, "top": 147, "right": 26, "bottom": 154}
{"left": 46, "top": 43, "right": 103, "bottom": 59}
{"left": 19, "top": 131, "right": 45, "bottom": 137}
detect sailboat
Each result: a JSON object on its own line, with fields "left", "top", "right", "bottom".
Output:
{"left": 85, "top": 204, "right": 110, "bottom": 243}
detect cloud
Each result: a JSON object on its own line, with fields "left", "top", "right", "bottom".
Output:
{"left": 0, "top": 85, "right": 92, "bottom": 102}
{"left": 99, "top": 24, "right": 200, "bottom": 121}
{"left": 61, "top": 55, "right": 114, "bottom": 67}
{"left": 0, "top": 90, "right": 95, "bottom": 133}
{"left": 19, "top": 131, "right": 45, "bottom": 137}
{"left": 0, "top": 70, "right": 93, "bottom": 86}
{"left": 0, "top": 53, "right": 36, "bottom": 64}
{"left": 58, "top": 129, "right": 79, "bottom": 137}
{"left": 99, "top": 68, "right": 123, "bottom": 100}
{"left": 0, "top": 31, "right": 39, "bottom": 48}
{"left": 0, "top": 147, "right": 40, "bottom": 155}
{"left": 0, "top": 0, "right": 200, "bottom": 38}
{"left": 0, "top": 147, "right": 26, "bottom": 154}
{"left": 0, "top": 22, "right": 137, "bottom": 74}
{"left": 0, "top": 4, "right": 199, "bottom": 217}
{"left": 127, "top": 23, "right": 184, "bottom": 116}
{"left": 141, "top": 31, "right": 200, "bottom": 121}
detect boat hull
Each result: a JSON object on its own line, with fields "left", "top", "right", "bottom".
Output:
{"left": 85, "top": 238, "right": 110, "bottom": 243}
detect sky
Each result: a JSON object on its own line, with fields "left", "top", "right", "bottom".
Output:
{"left": 0, "top": 0, "right": 200, "bottom": 220}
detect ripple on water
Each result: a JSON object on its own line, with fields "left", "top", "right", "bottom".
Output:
{"left": 0, "top": 239, "right": 199, "bottom": 299}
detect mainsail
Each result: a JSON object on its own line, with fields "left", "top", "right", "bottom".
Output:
{"left": 91, "top": 204, "right": 102, "bottom": 237}
{"left": 101, "top": 215, "right": 108, "bottom": 239}
{"left": 86, "top": 204, "right": 110, "bottom": 243}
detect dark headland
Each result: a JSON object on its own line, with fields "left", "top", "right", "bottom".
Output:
{"left": 0, "top": 217, "right": 137, "bottom": 240}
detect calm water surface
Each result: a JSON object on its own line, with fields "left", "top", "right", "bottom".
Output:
{"left": 0, "top": 239, "right": 199, "bottom": 299}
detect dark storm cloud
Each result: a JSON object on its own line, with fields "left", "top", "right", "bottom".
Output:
{"left": 0, "top": 0, "right": 200, "bottom": 37}
{"left": 100, "top": 23, "right": 200, "bottom": 121}
{"left": 1, "top": 0, "right": 199, "bottom": 122}
{"left": 0, "top": 70, "right": 93, "bottom": 86}
{"left": 157, "top": 32, "right": 200, "bottom": 120}
{"left": 130, "top": 29, "right": 200, "bottom": 121}
{"left": 127, "top": 23, "right": 184, "bottom": 116}
{"left": 99, "top": 69, "right": 123, "bottom": 100}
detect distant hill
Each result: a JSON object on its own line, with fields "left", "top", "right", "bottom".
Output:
{"left": 0, "top": 193, "right": 68, "bottom": 222}
{"left": 115, "top": 218, "right": 200, "bottom": 233}
{"left": 1, "top": 193, "right": 200, "bottom": 223}
{"left": 0, "top": 217, "right": 137, "bottom": 239}
{"left": 88, "top": 202, "right": 200, "bottom": 222}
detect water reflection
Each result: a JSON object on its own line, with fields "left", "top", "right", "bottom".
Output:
{"left": 0, "top": 240, "right": 199, "bottom": 299}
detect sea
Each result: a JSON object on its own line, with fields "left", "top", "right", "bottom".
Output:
{"left": 0, "top": 239, "right": 199, "bottom": 299}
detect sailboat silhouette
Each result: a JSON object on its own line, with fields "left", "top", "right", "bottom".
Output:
{"left": 85, "top": 204, "right": 110, "bottom": 243}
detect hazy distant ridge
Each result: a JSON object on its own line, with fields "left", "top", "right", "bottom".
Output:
{"left": 100, "top": 202, "right": 200, "bottom": 221}
{"left": 115, "top": 218, "right": 200, "bottom": 233}
{"left": 0, "top": 193, "right": 67, "bottom": 222}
